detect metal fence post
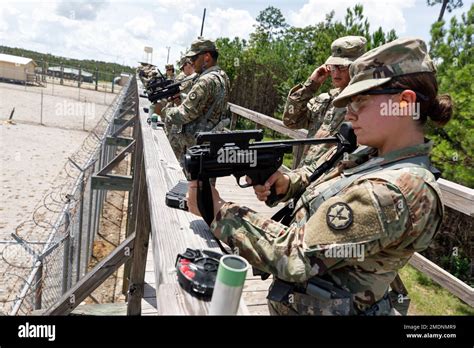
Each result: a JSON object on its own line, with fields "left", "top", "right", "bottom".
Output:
{"left": 76, "top": 175, "right": 85, "bottom": 282}
{"left": 62, "top": 212, "right": 71, "bottom": 294}
{"left": 34, "top": 262, "right": 43, "bottom": 310}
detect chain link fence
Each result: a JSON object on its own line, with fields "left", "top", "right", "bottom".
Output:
{"left": 0, "top": 76, "right": 137, "bottom": 315}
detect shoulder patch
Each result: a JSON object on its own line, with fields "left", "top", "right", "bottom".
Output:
{"left": 189, "top": 92, "right": 197, "bottom": 100}
{"left": 326, "top": 202, "right": 353, "bottom": 230}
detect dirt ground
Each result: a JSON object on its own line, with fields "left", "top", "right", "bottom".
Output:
{"left": 0, "top": 81, "right": 120, "bottom": 314}
{"left": 84, "top": 152, "right": 131, "bottom": 305}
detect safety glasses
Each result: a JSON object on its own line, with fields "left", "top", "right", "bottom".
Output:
{"left": 326, "top": 64, "right": 350, "bottom": 72}
{"left": 347, "top": 88, "right": 429, "bottom": 113}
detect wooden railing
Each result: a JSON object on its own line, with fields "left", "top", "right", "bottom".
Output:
{"left": 228, "top": 102, "right": 474, "bottom": 307}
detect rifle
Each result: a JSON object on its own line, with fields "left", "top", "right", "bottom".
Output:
{"left": 181, "top": 122, "right": 357, "bottom": 226}
{"left": 145, "top": 75, "right": 196, "bottom": 103}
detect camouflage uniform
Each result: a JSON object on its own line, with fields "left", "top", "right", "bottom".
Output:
{"left": 163, "top": 39, "right": 230, "bottom": 164}
{"left": 168, "top": 58, "right": 198, "bottom": 156}
{"left": 283, "top": 36, "right": 367, "bottom": 167}
{"left": 210, "top": 38, "right": 444, "bottom": 315}
{"left": 165, "top": 64, "right": 176, "bottom": 82}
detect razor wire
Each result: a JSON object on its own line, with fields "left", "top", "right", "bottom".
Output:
{"left": 0, "top": 76, "right": 137, "bottom": 315}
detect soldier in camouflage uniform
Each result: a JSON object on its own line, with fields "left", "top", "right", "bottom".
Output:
{"left": 167, "top": 57, "right": 197, "bottom": 157}
{"left": 160, "top": 38, "right": 230, "bottom": 164}
{"left": 187, "top": 38, "right": 452, "bottom": 315}
{"left": 165, "top": 64, "right": 176, "bottom": 81}
{"left": 283, "top": 36, "right": 367, "bottom": 168}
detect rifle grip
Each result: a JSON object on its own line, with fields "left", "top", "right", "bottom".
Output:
{"left": 266, "top": 185, "right": 282, "bottom": 206}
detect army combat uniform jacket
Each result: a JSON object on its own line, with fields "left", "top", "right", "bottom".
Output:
{"left": 163, "top": 66, "right": 230, "bottom": 162}
{"left": 210, "top": 141, "right": 443, "bottom": 315}
{"left": 283, "top": 78, "right": 347, "bottom": 167}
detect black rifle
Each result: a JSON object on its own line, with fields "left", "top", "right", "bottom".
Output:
{"left": 182, "top": 122, "right": 357, "bottom": 226}
{"left": 146, "top": 75, "right": 196, "bottom": 103}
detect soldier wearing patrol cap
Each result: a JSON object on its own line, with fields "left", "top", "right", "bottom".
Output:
{"left": 165, "top": 64, "right": 175, "bottom": 81}
{"left": 186, "top": 37, "right": 453, "bottom": 316}
{"left": 159, "top": 38, "right": 230, "bottom": 164}
{"left": 283, "top": 36, "right": 367, "bottom": 168}
{"left": 167, "top": 56, "right": 197, "bottom": 157}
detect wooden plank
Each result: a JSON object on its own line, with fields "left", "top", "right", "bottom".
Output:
{"left": 229, "top": 103, "right": 308, "bottom": 139}
{"left": 247, "top": 305, "right": 270, "bottom": 315}
{"left": 230, "top": 112, "right": 239, "bottom": 130}
{"left": 156, "top": 283, "right": 249, "bottom": 315}
{"left": 123, "top": 112, "right": 144, "bottom": 294}
{"left": 44, "top": 233, "right": 136, "bottom": 316}
{"left": 409, "top": 252, "right": 474, "bottom": 307}
{"left": 114, "top": 117, "right": 131, "bottom": 125}
{"left": 91, "top": 174, "right": 133, "bottom": 191}
{"left": 106, "top": 136, "right": 134, "bottom": 147}
{"left": 112, "top": 114, "right": 137, "bottom": 137}
{"left": 438, "top": 178, "right": 474, "bottom": 216}
{"left": 97, "top": 140, "right": 136, "bottom": 176}
{"left": 242, "top": 290, "right": 269, "bottom": 306}
{"left": 136, "top": 81, "right": 254, "bottom": 315}
{"left": 71, "top": 303, "right": 127, "bottom": 316}
{"left": 243, "top": 278, "right": 272, "bottom": 292}
{"left": 127, "top": 141, "right": 152, "bottom": 315}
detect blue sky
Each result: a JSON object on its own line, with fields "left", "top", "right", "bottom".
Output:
{"left": 0, "top": 0, "right": 468, "bottom": 70}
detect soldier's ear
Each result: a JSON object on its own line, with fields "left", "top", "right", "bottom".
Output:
{"left": 399, "top": 90, "right": 417, "bottom": 105}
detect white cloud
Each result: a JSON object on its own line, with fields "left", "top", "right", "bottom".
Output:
{"left": 56, "top": 0, "right": 109, "bottom": 21}
{"left": 125, "top": 15, "right": 157, "bottom": 39}
{"left": 289, "top": 0, "right": 416, "bottom": 34}
{"left": 0, "top": 1, "right": 255, "bottom": 68}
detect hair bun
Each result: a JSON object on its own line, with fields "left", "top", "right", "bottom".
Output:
{"left": 428, "top": 94, "right": 453, "bottom": 127}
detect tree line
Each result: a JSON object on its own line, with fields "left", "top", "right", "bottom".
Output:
{"left": 215, "top": 4, "right": 473, "bottom": 188}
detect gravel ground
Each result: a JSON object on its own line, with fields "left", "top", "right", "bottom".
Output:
{"left": 0, "top": 81, "right": 118, "bottom": 314}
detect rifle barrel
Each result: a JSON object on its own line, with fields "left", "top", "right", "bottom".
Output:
{"left": 252, "top": 137, "right": 339, "bottom": 147}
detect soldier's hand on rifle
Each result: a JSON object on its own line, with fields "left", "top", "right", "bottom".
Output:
{"left": 247, "top": 171, "right": 290, "bottom": 202}
{"left": 187, "top": 180, "right": 226, "bottom": 219}
{"left": 169, "top": 93, "right": 181, "bottom": 105}
{"left": 310, "top": 65, "right": 330, "bottom": 85}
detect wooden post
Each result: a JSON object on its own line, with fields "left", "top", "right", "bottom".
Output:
{"left": 292, "top": 146, "right": 304, "bottom": 169}
{"left": 112, "top": 69, "right": 115, "bottom": 94}
{"left": 230, "top": 112, "right": 239, "bottom": 130}
{"left": 126, "top": 123, "right": 150, "bottom": 315}
{"left": 123, "top": 86, "right": 141, "bottom": 295}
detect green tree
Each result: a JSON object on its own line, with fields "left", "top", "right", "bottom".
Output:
{"left": 428, "top": 4, "right": 473, "bottom": 187}
{"left": 427, "top": 0, "right": 464, "bottom": 21}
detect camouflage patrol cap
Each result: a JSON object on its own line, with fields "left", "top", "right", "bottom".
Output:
{"left": 185, "top": 38, "right": 217, "bottom": 57}
{"left": 179, "top": 56, "right": 191, "bottom": 68}
{"left": 165, "top": 64, "right": 174, "bottom": 70}
{"left": 325, "top": 36, "right": 367, "bottom": 65}
{"left": 333, "top": 37, "right": 436, "bottom": 107}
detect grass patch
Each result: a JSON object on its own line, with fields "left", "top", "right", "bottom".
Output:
{"left": 399, "top": 264, "right": 474, "bottom": 315}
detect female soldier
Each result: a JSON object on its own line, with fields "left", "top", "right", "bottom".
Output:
{"left": 187, "top": 37, "right": 452, "bottom": 315}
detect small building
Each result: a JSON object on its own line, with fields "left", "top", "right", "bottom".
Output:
{"left": 47, "top": 66, "right": 94, "bottom": 83}
{"left": 0, "top": 53, "right": 37, "bottom": 83}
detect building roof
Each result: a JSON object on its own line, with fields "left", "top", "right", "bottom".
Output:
{"left": 0, "top": 53, "right": 36, "bottom": 66}
{"left": 48, "top": 66, "right": 93, "bottom": 77}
